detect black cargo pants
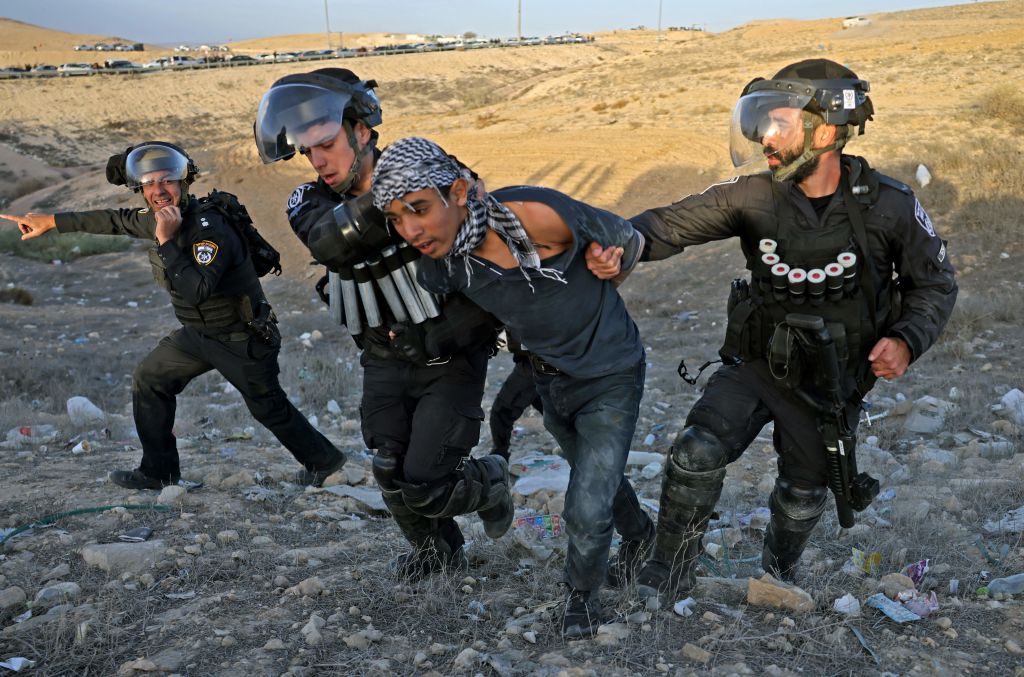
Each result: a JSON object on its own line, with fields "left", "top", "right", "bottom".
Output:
{"left": 132, "top": 325, "right": 343, "bottom": 482}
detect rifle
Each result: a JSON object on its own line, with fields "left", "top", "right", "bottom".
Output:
{"left": 782, "top": 313, "right": 879, "bottom": 527}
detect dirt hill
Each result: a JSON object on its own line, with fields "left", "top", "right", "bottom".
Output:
{"left": 0, "top": 2, "right": 1023, "bottom": 675}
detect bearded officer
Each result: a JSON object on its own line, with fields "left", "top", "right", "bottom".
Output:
{"left": 588, "top": 59, "right": 957, "bottom": 603}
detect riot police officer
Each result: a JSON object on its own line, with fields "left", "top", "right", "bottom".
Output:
{"left": 3, "top": 142, "right": 347, "bottom": 490}
{"left": 254, "top": 69, "right": 514, "bottom": 580}
{"left": 596, "top": 59, "right": 958, "bottom": 602}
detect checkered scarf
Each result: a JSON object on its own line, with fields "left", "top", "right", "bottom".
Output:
{"left": 372, "top": 136, "right": 565, "bottom": 287}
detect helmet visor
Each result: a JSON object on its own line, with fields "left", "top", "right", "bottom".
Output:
{"left": 729, "top": 89, "right": 813, "bottom": 169}
{"left": 125, "top": 144, "right": 189, "bottom": 189}
{"left": 255, "top": 84, "right": 353, "bottom": 163}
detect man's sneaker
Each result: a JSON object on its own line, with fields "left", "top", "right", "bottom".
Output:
{"left": 561, "top": 588, "right": 606, "bottom": 639}
{"left": 390, "top": 545, "right": 469, "bottom": 583}
{"left": 109, "top": 469, "right": 175, "bottom": 490}
{"left": 606, "top": 535, "right": 653, "bottom": 588}
{"left": 294, "top": 451, "right": 348, "bottom": 487}
{"left": 477, "top": 456, "right": 514, "bottom": 539}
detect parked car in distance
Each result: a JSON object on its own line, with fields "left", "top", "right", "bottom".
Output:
{"left": 105, "top": 60, "right": 141, "bottom": 70}
{"left": 58, "top": 63, "right": 94, "bottom": 76}
{"left": 228, "top": 54, "right": 256, "bottom": 62}
{"left": 31, "top": 64, "right": 57, "bottom": 73}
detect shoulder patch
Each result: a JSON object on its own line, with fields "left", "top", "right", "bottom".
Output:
{"left": 877, "top": 174, "right": 913, "bottom": 194}
{"left": 914, "top": 198, "right": 936, "bottom": 238}
{"left": 287, "top": 184, "right": 314, "bottom": 210}
{"left": 936, "top": 240, "right": 947, "bottom": 263}
{"left": 193, "top": 240, "right": 219, "bottom": 266}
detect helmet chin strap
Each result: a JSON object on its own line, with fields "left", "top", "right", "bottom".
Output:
{"left": 771, "top": 113, "right": 850, "bottom": 182}
{"left": 331, "top": 120, "right": 376, "bottom": 194}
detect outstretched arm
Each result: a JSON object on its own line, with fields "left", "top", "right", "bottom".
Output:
{"left": 1, "top": 213, "right": 57, "bottom": 240}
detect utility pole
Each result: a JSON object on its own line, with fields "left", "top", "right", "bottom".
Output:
{"left": 657, "top": 0, "right": 664, "bottom": 42}
{"left": 324, "top": 0, "right": 332, "bottom": 50}
{"left": 517, "top": 0, "right": 522, "bottom": 40}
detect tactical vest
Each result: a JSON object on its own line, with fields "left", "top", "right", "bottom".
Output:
{"left": 721, "top": 171, "right": 889, "bottom": 399}
{"left": 149, "top": 203, "right": 266, "bottom": 333}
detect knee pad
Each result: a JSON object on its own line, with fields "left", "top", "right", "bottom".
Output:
{"left": 771, "top": 477, "right": 828, "bottom": 524}
{"left": 669, "top": 425, "right": 729, "bottom": 474}
{"left": 661, "top": 426, "right": 729, "bottom": 509}
{"left": 372, "top": 447, "right": 405, "bottom": 491}
{"left": 397, "top": 457, "right": 504, "bottom": 520}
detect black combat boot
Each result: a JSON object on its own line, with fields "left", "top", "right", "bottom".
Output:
{"left": 293, "top": 450, "right": 348, "bottom": 487}
{"left": 110, "top": 468, "right": 178, "bottom": 490}
{"left": 380, "top": 488, "right": 467, "bottom": 582}
{"left": 761, "top": 479, "right": 828, "bottom": 582}
{"left": 561, "top": 588, "right": 606, "bottom": 639}
{"left": 635, "top": 427, "right": 728, "bottom": 604}
{"left": 474, "top": 455, "right": 515, "bottom": 539}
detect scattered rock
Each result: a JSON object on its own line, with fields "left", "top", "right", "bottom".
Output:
{"left": 286, "top": 576, "right": 325, "bottom": 597}
{"left": 33, "top": 581, "right": 81, "bottom": 607}
{"left": 0, "top": 586, "right": 27, "bottom": 610}
{"left": 879, "top": 573, "right": 916, "bottom": 598}
{"left": 453, "top": 647, "right": 481, "bottom": 669}
{"left": 263, "top": 638, "right": 286, "bottom": 650}
{"left": 747, "top": 574, "right": 814, "bottom": 612}
{"left": 595, "top": 622, "right": 630, "bottom": 645}
{"left": 80, "top": 541, "right": 165, "bottom": 575}
{"left": 903, "top": 396, "right": 955, "bottom": 434}
{"left": 156, "top": 485, "right": 186, "bottom": 506}
{"left": 682, "top": 642, "right": 712, "bottom": 663}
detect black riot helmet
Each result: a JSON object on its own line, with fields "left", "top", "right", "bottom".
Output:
{"left": 254, "top": 68, "right": 382, "bottom": 193}
{"left": 105, "top": 141, "right": 198, "bottom": 207}
{"left": 730, "top": 59, "right": 873, "bottom": 181}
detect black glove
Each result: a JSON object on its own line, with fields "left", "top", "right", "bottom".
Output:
{"left": 389, "top": 323, "right": 427, "bottom": 363}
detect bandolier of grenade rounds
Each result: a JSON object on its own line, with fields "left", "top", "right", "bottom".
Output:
{"left": 329, "top": 241, "right": 441, "bottom": 336}
{"left": 756, "top": 238, "right": 859, "bottom": 305}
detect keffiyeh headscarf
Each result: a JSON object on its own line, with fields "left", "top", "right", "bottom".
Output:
{"left": 372, "top": 136, "right": 565, "bottom": 287}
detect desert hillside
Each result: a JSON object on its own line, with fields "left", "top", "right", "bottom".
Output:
{"left": 0, "top": 2, "right": 1023, "bottom": 675}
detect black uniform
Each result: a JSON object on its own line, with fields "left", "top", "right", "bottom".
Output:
{"left": 55, "top": 195, "right": 345, "bottom": 483}
{"left": 629, "top": 155, "right": 957, "bottom": 589}
{"left": 286, "top": 177, "right": 505, "bottom": 568}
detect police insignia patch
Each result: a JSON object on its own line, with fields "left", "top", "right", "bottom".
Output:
{"left": 288, "top": 184, "right": 311, "bottom": 209}
{"left": 914, "top": 198, "right": 935, "bottom": 237}
{"left": 193, "top": 240, "right": 219, "bottom": 265}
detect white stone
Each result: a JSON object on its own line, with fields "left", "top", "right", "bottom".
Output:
{"left": 157, "top": 485, "right": 187, "bottom": 506}
{"left": 915, "top": 164, "right": 932, "bottom": 188}
{"left": 80, "top": 541, "right": 165, "bottom": 575}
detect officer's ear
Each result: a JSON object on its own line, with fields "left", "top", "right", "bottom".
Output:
{"left": 813, "top": 122, "right": 838, "bottom": 148}
{"left": 352, "top": 121, "right": 372, "bottom": 146}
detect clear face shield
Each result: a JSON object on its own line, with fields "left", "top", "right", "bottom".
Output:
{"left": 254, "top": 84, "right": 353, "bottom": 164}
{"left": 124, "top": 144, "right": 190, "bottom": 190}
{"left": 729, "top": 89, "right": 814, "bottom": 172}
